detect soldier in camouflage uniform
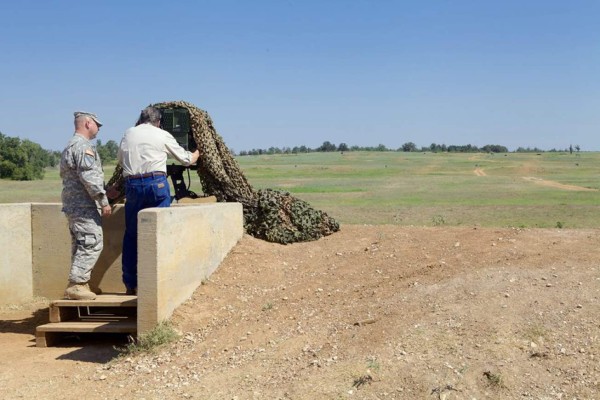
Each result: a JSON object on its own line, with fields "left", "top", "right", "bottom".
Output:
{"left": 60, "top": 111, "right": 112, "bottom": 300}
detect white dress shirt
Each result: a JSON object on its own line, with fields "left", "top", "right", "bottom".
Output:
{"left": 117, "top": 123, "right": 194, "bottom": 177}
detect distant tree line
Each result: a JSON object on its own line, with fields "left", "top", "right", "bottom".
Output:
{"left": 0, "top": 131, "right": 120, "bottom": 181}
{"left": 0, "top": 130, "right": 583, "bottom": 181}
{"left": 238, "top": 141, "right": 392, "bottom": 155}
{"left": 238, "top": 141, "right": 582, "bottom": 156}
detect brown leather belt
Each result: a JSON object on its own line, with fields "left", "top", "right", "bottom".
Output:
{"left": 125, "top": 171, "right": 166, "bottom": 180}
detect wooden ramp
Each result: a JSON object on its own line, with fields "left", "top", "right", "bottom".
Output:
{"left": 36, "top": 294, "right": 137, "bottom": 347}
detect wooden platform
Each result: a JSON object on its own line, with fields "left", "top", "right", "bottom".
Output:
{"left": 36, "top": 294, "right": 137, "bottom": 347}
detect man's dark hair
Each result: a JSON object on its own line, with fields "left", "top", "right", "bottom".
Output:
{"left": 136, "top": 106, "right": 161, "bottom": 126}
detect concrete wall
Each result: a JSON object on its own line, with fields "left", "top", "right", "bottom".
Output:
{"left": 0, "top": 204, "right": 33, "bottom": 305}
{"left": 30, "top": 203, "right": 125, "bottom": 299}
{"left": 1, "top": 202, "right": 243, "bottom": 336}
{"left": 137, "top": 202, "right": 243, "bottom": 334}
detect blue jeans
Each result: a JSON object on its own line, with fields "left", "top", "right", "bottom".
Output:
{"left": 122, "top": 175, "right": 171, "bottom": 290}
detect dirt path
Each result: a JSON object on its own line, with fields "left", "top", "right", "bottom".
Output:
{"left": 522, "top": 176, "right": 598, "bottom": 191}
{"left": 474, "top": 167, "right": 486, "bottom": 176}
{"left": 2, "top": 226, "right": 600, "bottom": 399}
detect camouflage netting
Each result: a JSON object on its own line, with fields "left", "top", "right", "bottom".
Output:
{"left": 107, "top": 100, "right": 339, "bottom": 244}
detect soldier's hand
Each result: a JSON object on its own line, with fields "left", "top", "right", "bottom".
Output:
{"left": 101, "top": 204, "right": 112, "bottom": 216}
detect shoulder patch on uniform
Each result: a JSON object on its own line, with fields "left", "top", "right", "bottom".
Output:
{"left": 85, "top": 148, "right": 95, "bottom": 156}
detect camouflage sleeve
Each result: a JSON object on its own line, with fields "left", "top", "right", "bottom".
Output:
{"left": 73, "top": 143, "right": 109, "bottom": 207}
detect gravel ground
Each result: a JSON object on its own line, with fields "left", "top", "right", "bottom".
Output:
{"left": 1, "top": 225, "right": 599, "bottom": 399}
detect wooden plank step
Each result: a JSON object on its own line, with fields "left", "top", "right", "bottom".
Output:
{"left": 49, "top": 295, "right": 137, "bottom": 324}
{"left": 51, "top": 294, "right": 137, "bottom": 308}
{"left": 36, "top": 320, "right": 137, "bottom": 347}
{"left": 50, "top": 305, "right": 137, "bottom": 323}
{"left": 37, "top": 320, "right": 137, "bottom": 332}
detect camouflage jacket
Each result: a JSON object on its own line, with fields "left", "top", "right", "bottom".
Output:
{"left": 60, "top": 133, "right": 109, "bottom": 213}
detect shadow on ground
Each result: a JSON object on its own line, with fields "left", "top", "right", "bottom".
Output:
{"left": 55, "top": 334, "right": 130, "bottom": 363}
{"left": 0, "top": 307, "right": 49, "bottom": 334}
{"left": 1, "top": 308, "right": 129, "bottom": 363}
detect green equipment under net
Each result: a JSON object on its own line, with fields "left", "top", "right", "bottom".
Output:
{"left": 107, "top": 100, "right": 339, "bottom": 244}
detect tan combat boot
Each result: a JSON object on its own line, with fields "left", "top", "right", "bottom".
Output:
{"left": 64, "top": 282, "right": 97, "bottom": 300}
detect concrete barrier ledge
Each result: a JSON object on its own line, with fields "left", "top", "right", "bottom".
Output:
{"left": 137, "top": 202, "right": 243, "bottom": 334}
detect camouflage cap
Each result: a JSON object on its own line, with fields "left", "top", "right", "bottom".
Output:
{"left": 74, "top": 111, "right": 102, "bottom": 127}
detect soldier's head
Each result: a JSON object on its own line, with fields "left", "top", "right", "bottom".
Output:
{"left": 74, "top": 111, "right": 102, "bottom": 139}
{"left": 136, "top": 106, "right": 162, "bottom": 127}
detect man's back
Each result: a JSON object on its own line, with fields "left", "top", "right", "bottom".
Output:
{"left": 118, "top": 123, "right": 192, "bottom": 176}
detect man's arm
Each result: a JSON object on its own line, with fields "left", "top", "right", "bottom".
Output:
{"left": 163, "top": 131, "right": 199, "bottom": 166}
{"left": 73, "top": 144, "right": 111, "bottom": 214}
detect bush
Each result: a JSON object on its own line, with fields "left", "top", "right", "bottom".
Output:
{"left": 117, "top": 321, "right": 179, "bottom": 355}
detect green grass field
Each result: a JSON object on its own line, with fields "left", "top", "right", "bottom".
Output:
{"left": 2, "top": 151, "right": 599, "bottom": 228}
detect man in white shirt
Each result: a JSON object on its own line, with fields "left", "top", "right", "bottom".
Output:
{"left": 117, "top": 106, "right": 200, "bottom": 295}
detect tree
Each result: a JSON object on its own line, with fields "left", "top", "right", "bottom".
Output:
{"left": 46, "top": 150, "right": 61, "bottom": 167}
{"left": 0, "top": 133, "right": 48, "bottom": 180}
{"left": 401, "top": 142, "right": 417, "bottom": 152}
{"left": 338, "top": 143, "right": 349, "bottom": 152}
{"left": 481, "top": 144, "right": 508, "bottom": 153}
{"left": 317, "top": 141, "right": 337, "bottom": 152}
{"left": 96, "top": 140, "right": 119, "bottom": 163}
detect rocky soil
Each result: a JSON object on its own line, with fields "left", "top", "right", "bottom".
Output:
{"left": 1, "top": 225, "right": 599, "bottom": 399}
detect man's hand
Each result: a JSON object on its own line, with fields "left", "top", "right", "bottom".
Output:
{"left": 101, "top": 204, "right": 112, "bottom": 216}
{"left": 191, "top": 149, "right": 200, "bottom": 165}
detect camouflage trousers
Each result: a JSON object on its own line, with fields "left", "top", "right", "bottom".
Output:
{"left": 66, "top": 208, "right": 103, "bottom": 283}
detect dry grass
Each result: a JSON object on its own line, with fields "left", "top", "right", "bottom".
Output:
{"left": 2, "top": 152, "right": 600, "bottom": 228}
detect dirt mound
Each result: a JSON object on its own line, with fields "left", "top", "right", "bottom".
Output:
{"left": 1, "top": 226, "right": 599, "bottom": 399}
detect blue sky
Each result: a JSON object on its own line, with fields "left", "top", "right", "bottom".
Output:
{"left": 0, "top": 0, "right": 598, "bottom": 152}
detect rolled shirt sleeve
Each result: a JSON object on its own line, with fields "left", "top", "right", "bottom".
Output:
{"left": 163, "top": 131, "right": 194, "bottom": 166}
